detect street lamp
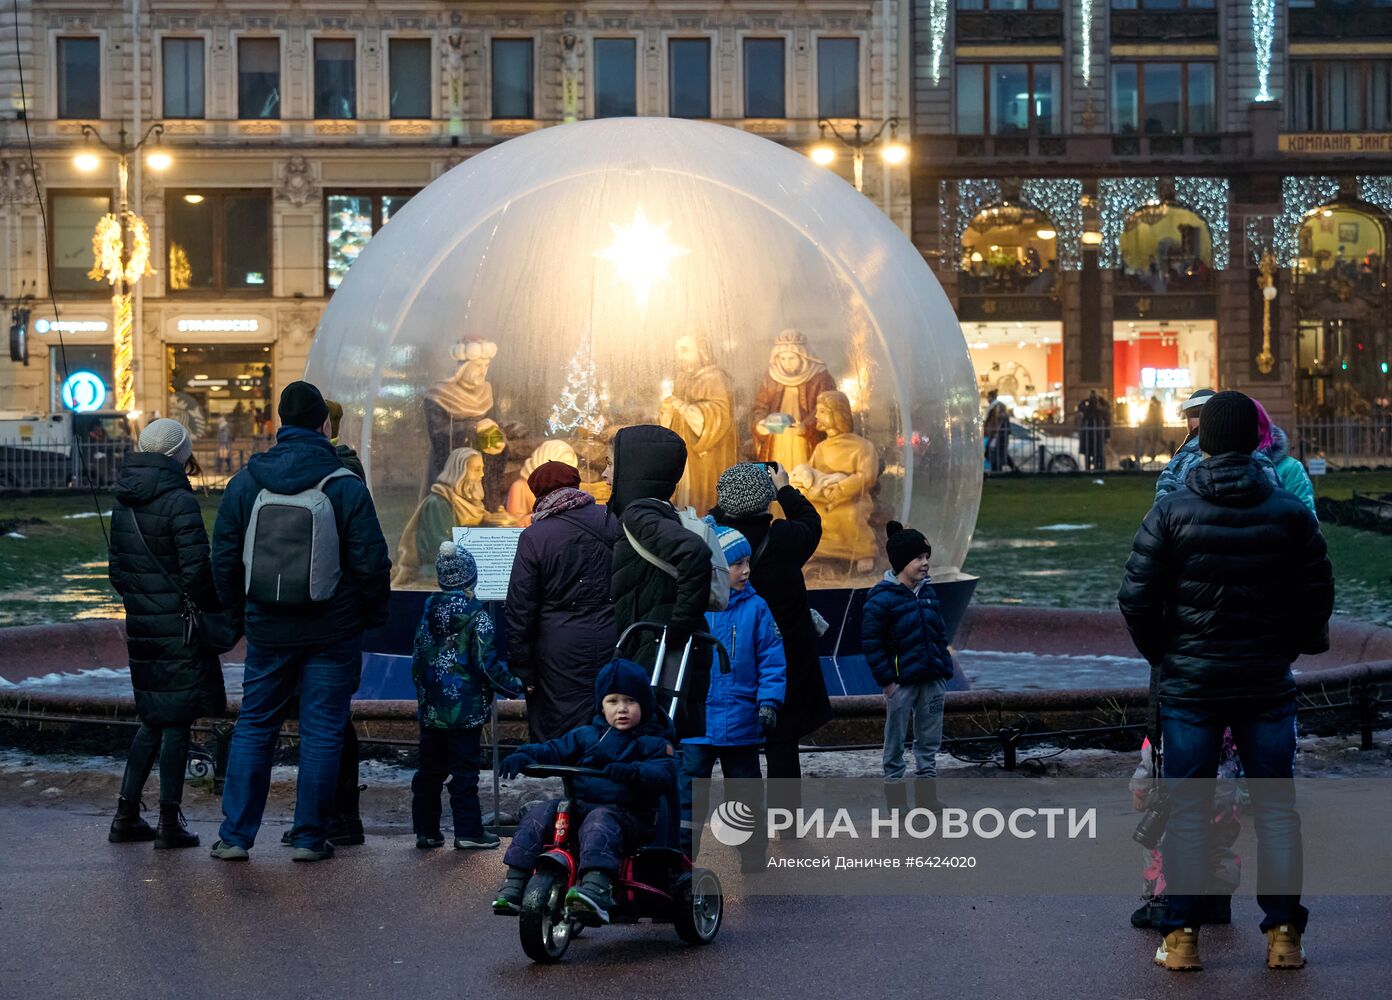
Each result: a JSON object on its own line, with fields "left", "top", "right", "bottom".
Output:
{"left": 73, "top": 123, "right": 169, "bottom": 415}
{"left": 807, "top": 118, "right": 908, "bottom": 192}
{"left": 1256, "top": 250, "right": 1277, "bottom": 375}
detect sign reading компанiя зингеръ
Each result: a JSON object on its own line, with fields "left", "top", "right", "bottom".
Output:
{"left": 1280, "top": 133, "right": 1392, "bottom": 154}
{"left": 450, "top": 526, "right": 522, "bottom": 601}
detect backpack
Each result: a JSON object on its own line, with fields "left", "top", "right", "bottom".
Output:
{"left": 623, "top": 505, "right": 730, "bottom": 611}
{"left": 243, "top": 468, "right": 356, "bottom": 605}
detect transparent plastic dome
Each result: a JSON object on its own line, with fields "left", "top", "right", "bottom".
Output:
{"left": 305, "top": 118, "right": 980, "bottom": 589}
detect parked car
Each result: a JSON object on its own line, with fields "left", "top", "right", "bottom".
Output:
{"left": 1005, "top": 423, "right": 1082, "bottom": 473}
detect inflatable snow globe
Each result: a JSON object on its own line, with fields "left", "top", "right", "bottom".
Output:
{"left": 304, "top": 118, "right": 980, "bottom": 595}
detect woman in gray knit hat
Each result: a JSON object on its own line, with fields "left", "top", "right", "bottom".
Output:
{"left": 107, "top": 418, "right": 228, "bottom": 849}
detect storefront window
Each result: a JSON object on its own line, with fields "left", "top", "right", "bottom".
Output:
{"left": 1112, "top": 322, "right": 1217, "bottom": 428}
{"left": 966, "top": 322, "right": 1066, "bottom": 424}
{"left": 50, "top": 193, "right": 111, "bottom": 293}
{"left": 1295, "top": 206, "right": 1389, "bottom": 419}
{"left": 51, "top": 345, "right": 114, "bottom": 412}
{"left": 167, "top": 344, "right": 274, "bottom": 440}
{"left": 325, "top": 191, "right": 417, "bottom": 291}
{"left": 1117, "top": 204, "right": 1213, "bottom": 293}
{"left": 167, "top": 190, "right": 271, "bottom": 293}
{"left": 959, "top": 203, "right": 1059, "bottom": 295}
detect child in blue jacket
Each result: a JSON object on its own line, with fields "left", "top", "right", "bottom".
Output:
{"left": 860, "top": 522, "right": 953, "bottom": 810}
{"left": 411, "top": 542, "right": 525, "bottom": 850}
{"left": 492, "top": 659, "right": 677, "bottom": 924}
{"left": 680, "top": 520, "right": 786, "bottom": 861}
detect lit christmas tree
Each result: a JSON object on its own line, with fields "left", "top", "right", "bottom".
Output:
{"left": 548, "top": 333, "right": 609, "bottom": 435}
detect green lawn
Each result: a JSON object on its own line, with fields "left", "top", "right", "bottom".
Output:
{"left": 3, "top": 470, "right": 1391, "bottom": 628}
{"left": 967, "top": 471, "right": 1392, "bottom": 627}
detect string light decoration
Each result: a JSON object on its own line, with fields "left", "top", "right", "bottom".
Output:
{"left": 930, "top": 0, "right": 949, "bottom": 85}
{"left": 1275, "top": 175, "right": 1339, "bottom": 266}
{"left": 1098, "top": 177, "right": 1160, "bottom": 269}
{"left": 547, "top": 332, "right": 609, "bottom": 435}
{"left": 1356, "top": 176, "right": 1392, "bottom": 219}
{"left": 1021, "top": 179, "right": 1084, "bottom": 270}
{"left": 1079, "top": 0, "right": 1094, "bottom": 87}
{"left": 1174, "top": 177, "right": 1230, "bottom": 270}
{"left": 1244, "top": 215, "right": 1277, "bottom": 267}
{"left": 88, "top": 211, "right": 153, "bottom": 286}
{"left": 111, "top": 293, "right": 135, "bottom": 413}
{"left": 1251, "top": 0, "right": 1277, "bottom": 103}
{"left": 939, "top": 179, "right": 1002, "bottom": 263}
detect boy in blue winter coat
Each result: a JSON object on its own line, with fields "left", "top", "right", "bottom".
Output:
{"left": 492, "top": 659, "right": 677, "bottom": 924}
{"left": 860, "top": 522, "right": 954, "bottom": 810}
{"left": 680, "top": 520, "right": 787, "bottom": 862}
{"left": 411, "top": 542, "right": 525, "bottom": 850}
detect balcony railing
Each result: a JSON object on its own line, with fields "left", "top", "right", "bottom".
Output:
{"left": 1290, "top": 1, "right": 1392, "bottom": 39}
{"left": 954, "top": 11, "right": 1064, "bottom": 42}
{"left": 1110, "top": 10, "right": 1218, "bottom": 41}
{"left": 921, "top": 133, "right": 1239, "bottom": 164}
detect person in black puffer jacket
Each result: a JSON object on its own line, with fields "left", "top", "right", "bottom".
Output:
{"left": 107, "top": 419, "right": 227, "bottom": 849}
{"left": 709, "top": 462, "right": 831, "bottom": 794}
{"left": 607, "top": 424, "right": 713, "bottom": 739}
{"left": 1118, "top": 390, "right": 1333, "bottom": 971}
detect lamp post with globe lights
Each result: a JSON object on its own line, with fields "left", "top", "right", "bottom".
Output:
{"left": 807, "top": 118, "right": 908, "bottom": 194}
{"left": 1256, "top": 250, "right": 1278, "bottom": 375}
{"left": 72, "top": 123, "right": 170, "bottom": 415}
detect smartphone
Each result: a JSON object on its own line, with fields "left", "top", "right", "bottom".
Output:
{"left": 762, "top": 461, "right": 781, "bottom": 473}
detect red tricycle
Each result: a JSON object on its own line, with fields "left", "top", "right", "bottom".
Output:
{"left": 513, "top": 763, "right": 723, "bottom": 963}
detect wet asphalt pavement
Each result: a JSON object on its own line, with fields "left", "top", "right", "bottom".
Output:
{"left": 1, "top": 804, "right": 1389, "bottom": 1000}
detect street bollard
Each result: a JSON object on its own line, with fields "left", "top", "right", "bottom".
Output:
{"left": 1358, "top": 680, "right": 1377, "bottom": 752}
{"left": 998, "top": 726, "right": 1022, "bottom": 771}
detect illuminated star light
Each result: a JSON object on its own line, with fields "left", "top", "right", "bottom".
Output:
{"left": 594, "top": 206, "right": 688, "bottom": 309}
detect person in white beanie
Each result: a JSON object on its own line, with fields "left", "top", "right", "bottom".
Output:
{"left": 107, "top": 417, "right": 226, "bottom": 849}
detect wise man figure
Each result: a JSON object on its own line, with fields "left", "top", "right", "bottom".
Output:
{"left": 660, "top": 334, "right": 738, "bottom": 514}
{"left": 751, "top": 328, "right": 837, "bottom": 470}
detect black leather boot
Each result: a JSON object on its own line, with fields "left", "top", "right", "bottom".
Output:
{"left": 108, "top": 797, "right": 156, "bottom": 843}
{"left": 153, "top": 802, "right": 200, "bottom": 849}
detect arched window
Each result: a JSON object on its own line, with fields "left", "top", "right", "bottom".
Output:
{"left": 1117, "top": 203, "right": 1213, "bottom": 293}
{"left": 1295, "top": 204, "right": 1384, "bottom": 300}
{"left": 959, "top": 203, "right": 1059, "bottom": 295}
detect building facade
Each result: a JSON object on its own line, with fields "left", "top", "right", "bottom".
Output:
{"left": 1, "top": 1, "right": 911, "bottom": 443}
{"left": 912, "top": 0, "right": 1392, "bottom": 454}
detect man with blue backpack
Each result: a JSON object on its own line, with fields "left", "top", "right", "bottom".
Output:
{"left": 209, "top": 382, "right": 391, "bottom": 862}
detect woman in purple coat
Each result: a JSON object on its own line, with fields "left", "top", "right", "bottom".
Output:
{"left": 504, "top": 460, "right": 619, "bottom": 741}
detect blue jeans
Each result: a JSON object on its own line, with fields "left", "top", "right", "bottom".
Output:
{"left": 1157, "top": 698, "right": 1307, "bottom": 933}
{"left": 503, "top": 801, "right": 643, "bottom": 879}
{"left": 217, "top": 637, "right": 361, "bottom": 850}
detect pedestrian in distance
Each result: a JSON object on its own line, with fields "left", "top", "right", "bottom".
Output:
{"left": 860, "top": 522, "right": 954, "bottom": 812}
{"left": 680, "top": 519, "right": 786, "bottom": 866}
{"left": 982, "top": 390, "right": 1017, "bottom": 473}
{"left": 107, "top": 418, "right": 230, "bottom": 849}
{"left": 491, "top": 660, "right": 678, "bottom": 925}
{"left": 1153, "top": 387, "right": 1214, "bottom": 501}
{"left": 208, "top": 381, "right": 392, "bottom": 863}
{"left": 411, "top": 541, "right": 524, "bottom": 850}
{"left": 504, "top": 459, "right": 618, "bottom": 742}
{"left": 708, "top": 461, "right": 829, "bottom": 809}
{"left": 1118, "top": 389, "right": 1334, "bottom": 971}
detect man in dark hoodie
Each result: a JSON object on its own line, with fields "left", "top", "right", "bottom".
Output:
{"left": 606, "top": 424, "right": 714, "bottom": 739}
{"left": 1118, "top": 390, "right": 1333, "bottom": 972}
{"left": 491, "top": 659, "right": 677, "bottom": 924}
{"left": 208, "top": 381, "right": 391, "bottom": 862}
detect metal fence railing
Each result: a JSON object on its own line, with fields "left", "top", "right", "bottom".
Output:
{"left": 1295, "top": 418, "right": 1392, "bottom": 468}
{"left": 0, "top": 436, "right": 273, "bottom": 490}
